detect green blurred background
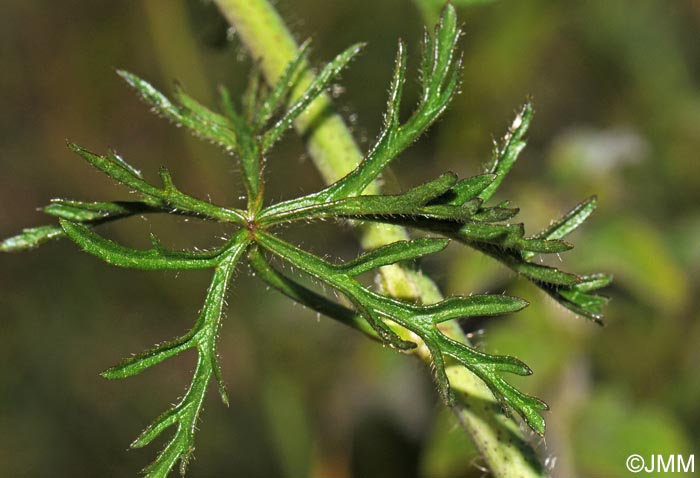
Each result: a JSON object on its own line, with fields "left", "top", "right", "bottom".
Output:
{"left": 1, "top": 0, "right": 699, "bottom": 477}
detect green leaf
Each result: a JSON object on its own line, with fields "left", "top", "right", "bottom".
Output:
{"left": 537, "top": 196, "right": 597, "bottom": 240}
{"left": 430, "top": 173, "right": 495, "bottom": 206}
{"left": 520, "top": 238, "right": 573, "bottom": 254}
{"left": 523, "top": 196, "right": 597, "bottom": 260}
{"left": 470, "top": 205, "right": 520, "bottom": 223}
{"left": 260, "top": 173, "right": 458, "bottom": 225}
{"left": 479, "top": 102, "right": 533, "bottom": 202}
{"left": 384, "top": 40, "right": 408, "bottom": 133}
{"left": 60, "top": 220, "right": 222, "bottom": 270}
{"left": 256, "top": 7, "right": 464, "bottom": 217}
{"left": 318, "top": 7, "right": 462, "bottom": 200}
{"left": 248, "top": 246, "right": 378, "bottom": 338}
{"left": 43, "top": 200, "right": 144, "bottom": 222}
{"left": 458, "top": 223, "right": 530, "bottom": 248}
{"left": 426, "top": 3, "right": 459, "bottom": 98}
{"left": 0, "top": 225, "right": 64, "bottom": 252}
{"left": 211, "top": 350, "right": 230, "bottom": 407}
{"left": 338, "top": 238, "right": 449, "bottom": 276}
{"left": 118, "top": 70, "right": 238, "bottom": 153}
{"left": 558, "top": 288, "right": 609, "bottom": 313}
{"left": 7, "top": 2, "right": 611, "bottom": 461}
{"left": 262, "top": 42, "right": 366, "bottom": 151}
{"left": 438, "top": 334, "right": 532, "bottom": 377}
{"left": 425, "top": 327, "right": 545, "bottom": 430}
{"left": 256, "top": 231, "right": 416, "bottom": 349}
{"left": 255, "top": 40, "right": 311, "bottom": 128}
{"left": 125, "top": 240, "right": 246, "bottom": 477}
{"left": 68, "top": 143, "right": 159, "bottom": 197}
{"left": 174, "top": 84, "right": 237, "bottom": 135}
{"left": 68, "top": 144, "right": 247, "bottom": 224}
{"left": 575, "top": 273, "right": 613, "bottom": 292}
{"left": 439, "top": 338, "right": 548, "bottom": 434}
{"left": 398, "top": 173, "right": 460, "bottom": 205}
{"left": 427, "top": 294, "right": 528, "bottom": 324}
{"left": 242, "top": 67, "right": 263, "bottom": 121}
{"left": 131, "top": 406, "right": 182, "bottom": 449}
{"left": 509, "top": 261, "right": 580, "bottom": 287}
{"left": 101, "top": 333, "right": 195, "bottom": 379}
{"left": 418, "top": 202, "right": 484, "bottom": 222}
{"left": 428, "top": 340, "right": 451, "bottom": 403}
{"left": 2, "top": 197, "right": 223, "bottom": 254}
{"left": 224, "top": 100, "right": 262, "bottom": 207}
{"left": 256, "top": 230, "right": 547, "bottom": 430}
{"left": 217, "top": 84, "right": 241, "bottom": 121}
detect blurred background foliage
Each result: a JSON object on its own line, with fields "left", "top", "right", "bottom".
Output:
{"left": 1, "top": 0, "right": 699, "bottom": 477}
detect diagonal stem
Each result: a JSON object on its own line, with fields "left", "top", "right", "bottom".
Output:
{"left": 212, "top": 0, "right": 548, "bottom": 476}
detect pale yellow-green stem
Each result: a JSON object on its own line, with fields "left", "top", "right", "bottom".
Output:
{"left": 213, "top": 0, "right": 548, "bottom": 476}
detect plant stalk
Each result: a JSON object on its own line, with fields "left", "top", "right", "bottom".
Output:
{"left": 213, "top": 0, "right": 548, "bottom": 476}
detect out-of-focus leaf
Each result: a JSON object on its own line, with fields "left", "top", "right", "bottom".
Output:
{"left": 260, "top": 373, "right": 312, "bottom": 478}
{"left": 582, "top": 218, "right": 688, "bottom": 314}
{"left": 0, "top": 225, "right": 64, "bottom": 252}
{"left": 572, "top": 389, "right": 693, "bottom": 478}
{"left": 419, "top": 408, "right": 479, "bottom": 478}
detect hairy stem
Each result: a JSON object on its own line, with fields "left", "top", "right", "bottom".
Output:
{"left": 213, "top": 0, "right": 548, "bottom": 476}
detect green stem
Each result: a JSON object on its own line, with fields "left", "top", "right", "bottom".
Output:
{"left": 213, "top": 1, "right": 548, "bottom": 476}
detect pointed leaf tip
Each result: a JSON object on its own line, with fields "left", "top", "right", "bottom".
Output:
{"left": 478, "top": 102, "right": 534, "bottom": 202}
{"left": 116, "top": 68, "right": 135, "bottom": 83}
{"left": 537, "top": 195, "right": 597, "bottom": 241}
{"left": 211, "top": 353, "right": 230, "bottom": 407}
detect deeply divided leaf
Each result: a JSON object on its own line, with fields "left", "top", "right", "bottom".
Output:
{"left": 0, "top": 4, "right": 611, "bottom": 471}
